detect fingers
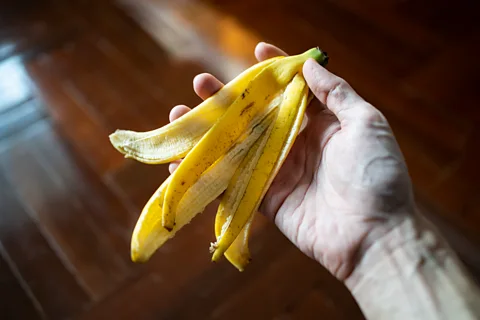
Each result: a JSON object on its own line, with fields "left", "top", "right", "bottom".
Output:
{"left": 193, "top": 73, "right": 224, "bottom": 100}
{"left": 254, "top": 42, "right": 328, "bottom": 120}
{"left": 303, "top": 58, "right": 379, "bottom": 124}
{"left": 170, "top": 74, "right": 222, "bottom": 173}
{"left": 255, "top": 42, "right": 288, "bottom": 61}
{"left": 193, "top": 43, "right": 286, "bottom": 100}
{"left": 169, "top": 105, "right": 191, "bottom": 122}
{"left": 172, "top": 74, "right": 223, "bottom": 123}
{"left": 170, "top": 74, "right": 223, "bottom": 173}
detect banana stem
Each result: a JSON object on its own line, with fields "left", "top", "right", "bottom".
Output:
{"left": 303, "top": 47, "right": 329, "bottom": 66}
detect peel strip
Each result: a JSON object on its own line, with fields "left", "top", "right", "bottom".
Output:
{"left": 162, "top": 50, "right": 319, "bottom": 230}
{"left": 212, "top": 74, "right": 309, "bottom": 261}
{"left": 213, "top": 110, "right": 277, "bottom": 271}
{"left": 130, "top": 108, "right": 277, "bottom": 262}
{"left": 109, "top": 57, "right": 282, "bottom": 164}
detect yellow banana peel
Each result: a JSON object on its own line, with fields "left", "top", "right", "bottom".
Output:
{"left": 212, "top": 73, "right": 309, "bottom": 262}
{"left": 162, "top": 48, "right": 324, "bottom": 230}
{"left": 109, "top": 47, "right": 329, "bottom": 271}
{"left": 109, "top": 56, "right": 281, "bottom": 164}
{"left": 213, "top": 108, "right": 276, "bottom": 271}
{"left": 131, "top": 108, "right": 277, "bottom": 262}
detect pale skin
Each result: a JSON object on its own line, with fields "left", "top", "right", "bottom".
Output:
{"left": 169, "top": 42, "right": 480, "bottom": 319}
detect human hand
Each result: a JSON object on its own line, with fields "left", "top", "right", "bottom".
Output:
{"left": 169, "top": 42, "right": 415, "bottom": 281}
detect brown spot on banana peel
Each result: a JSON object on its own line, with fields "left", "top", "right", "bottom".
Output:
{"left": 240, "top": 88, "right": 250, "bottom": 99}
{"left": 240, "top": 102, "right": 255, "bottom": 116}
{"left": 164, "top": 221, "right": 176, "bottom": 232}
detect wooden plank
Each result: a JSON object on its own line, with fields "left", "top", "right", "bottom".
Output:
{"left": 0, "top": 99, "right": 46, "bottom": 141}
{"left": 108, "top": 160, "right": 170, "bottom": 211}
{"left": 426, "top": 128, "right": 480, "bottom": 221}
{"left": 29, "top": 121, "right": 135, "bottom": 266}
{"left": 86, "top": 35, "right": 172, "bottom": 128}
{"left": 282, "top": 0, "right": 430, "bottom": 77}
{"left": 79, "top": 271, "right": 165, "bottom": 320}
{"left": 26, "top": 55, "right": 125, "bottom": 175}
{"left": 395, "top": 0, "right": 480, "bottom": 41}
{"left": 321, "top": 0, "right": 443, "bottom": 53}
{"left": 81, "top": 2, "right": 181, "bottom": 104}
{"left": 0, "top": 159, "right": 90, "bottom": 319}
{"left": 0, "top": 252, "right": 42, "bottom": 320}
{"left": 79, "top": 202, "right": 224, "bottom": 319}
{"left": 209, "top": 246, "right": 362, "bottom": 320}
{"left": 81, "top": 219, "right": 280, "bottom": 320}
{"left": 81, "top": 34, "right": 166, "bottom": 131}
{"left": 387, "top": 115, "right": 458, "bottom": 193}
{"left": 162, "top": 223, "right": 304, "bottom": 319}
{"left": 0, "top": 0, "right": 84, "bottom": 62}
{"left": 401, "top": 36, "right": 480, "bottom": 123}
{"left": 0, "top": 121, "right": 130, "bottom": 300}
{"left": 42, "top": 39, "right": 149, "bottom": 133}
{"left": 117, "top": 0, "right": 256, "bottom": 81}
{"left": 285, "top": 286, "right": 365, "bottom": 320}
{"left": 77, "top": 0, "right": 207, "bottom": 112}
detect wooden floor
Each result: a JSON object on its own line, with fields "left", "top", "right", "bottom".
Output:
{"left": 0, "top": 0, "right": 479, "bottom": 318}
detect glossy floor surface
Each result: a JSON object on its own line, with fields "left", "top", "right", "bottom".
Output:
{"left": 0, "top": 0, "right": 479, "bottom": 319}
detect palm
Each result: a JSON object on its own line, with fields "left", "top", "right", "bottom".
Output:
{"left": 263, "top": 94, "right": 414, "bottom": 279}
{"left": 260, "top": 103, "right": 355, "bottom": 278}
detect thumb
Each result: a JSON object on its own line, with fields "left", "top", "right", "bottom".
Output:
{"left": 303, "top": 58, "right": 377, "bottom": 124}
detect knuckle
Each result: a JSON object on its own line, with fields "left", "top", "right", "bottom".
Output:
{"left": 355, "top": 105, "right": 386, "bottom": 124}
{"left": 328, "top": 79, "right": 349, "bottom": 104}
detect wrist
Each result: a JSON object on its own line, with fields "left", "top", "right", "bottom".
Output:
{"left": 344, "top": 208, "right": 480, "bottom": 320}
{"left": 345, "top": 209, "right": 426, "bottom": 290}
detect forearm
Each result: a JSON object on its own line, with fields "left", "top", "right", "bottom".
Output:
{"left": 346, "top": 211, "right": 480, "bottom": 320}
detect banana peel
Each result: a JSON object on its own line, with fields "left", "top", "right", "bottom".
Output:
{"left": 109, "top": 47, "right": 329, "bottom": 271}
{"left": 212, "top": 108, "right": 276, "bottom": 271}
{"left": 131, "top": 108, "right": 277, "bottom": 262}
{"left": 211, "top": 73, "right": 309, "bottom": 262}
{"left": 109, "top": 56, "right": 282, "bottom": 164}
{"left": 162, "top": 48, "right": 325, "bottom": 231}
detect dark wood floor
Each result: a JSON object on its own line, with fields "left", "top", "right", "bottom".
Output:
{"left": 0, "top": 0, "right": 479, "bottom": 319}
